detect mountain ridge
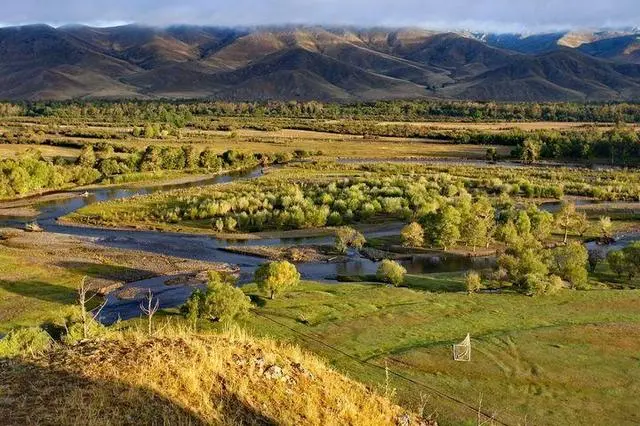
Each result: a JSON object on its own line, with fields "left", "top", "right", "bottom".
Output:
{"left": 3, "top": 24, "right": 640, "bottom": 101}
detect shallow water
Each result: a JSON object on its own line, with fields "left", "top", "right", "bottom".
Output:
{"left": 1, "top": 163, "right": 636, "bottom": 323}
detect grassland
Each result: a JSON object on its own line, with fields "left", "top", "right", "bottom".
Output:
{"left": 2, "top": 109, "right": 640, "bottom": 426}
{"left": 0, "top": 230, "right": 226, "bottom": 333}
{"left": 235, "top": 280, "right": 640, "bottom": 425}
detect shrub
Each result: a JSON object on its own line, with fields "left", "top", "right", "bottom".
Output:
{"left": 182, "top": 271, "right": 251, "bottom": 324}
{"left": 465, "top": 271, "right": 482, "bottom": 294}
{"left": 0, "top": 327, "right": 53, "bottom": 357}
{"left": 522, "top": 273, "right": 563, "bottom": 296}
{"left": 62, "top": 309, "right": 109, "bottom": 345}
{"left": 255, "top": 261, "right": 301, "bottom": 299}
{"left": 401, "top": 222, "right": 424, "bottom": 248}
{"left": 376, "top": 259, "right": 406, "bottom": 286}
{"left": 335, "top": 226, "right": 366, "bottom": 254}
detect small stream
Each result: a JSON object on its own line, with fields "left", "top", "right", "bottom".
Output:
{"left": 0, "top": 164, "right": 637, "bottom": 323}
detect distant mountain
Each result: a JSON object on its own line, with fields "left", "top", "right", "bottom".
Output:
{"left": 2, "top": 24, "right": 640, "bottom": 101}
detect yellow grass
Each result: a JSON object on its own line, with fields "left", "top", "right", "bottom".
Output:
{"left": 0, "top": 328, "right": 422, "bottom": 425}
{"left": 0, "top": 144, "right": 80, "bottom": 159}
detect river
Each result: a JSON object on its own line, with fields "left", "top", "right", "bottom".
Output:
{"left": 0, "top": 165, "right": 635, "bottom": 323}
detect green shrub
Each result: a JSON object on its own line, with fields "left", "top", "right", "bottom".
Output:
{"left": 376, "top": 259, "right": 407, "bottom": 287}
{"left": 0, "top": 327, "right": 53, "bottom": 357}
{"left": 182, "top": 271, "right": 252, "bottom": 324}
{"left": 465, "top": 271, "right": 483, "bottom": 294}
{"left": 255, "top": 261, "right": 301, "bottom": 299}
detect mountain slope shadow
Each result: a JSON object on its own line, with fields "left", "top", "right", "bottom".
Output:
{"left": 0, "top": 279, "right": 75, "bottom": 304}
{"left": 0, "top": 356, "right": 277, "bottom": 425}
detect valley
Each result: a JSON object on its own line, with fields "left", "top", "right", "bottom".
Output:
{"left": 1, "top": 101, "right": 639, "bottom": 425}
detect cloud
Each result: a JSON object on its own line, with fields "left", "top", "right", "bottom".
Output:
{"left": 1, "top": 0, "right": 639, "bottom": 32}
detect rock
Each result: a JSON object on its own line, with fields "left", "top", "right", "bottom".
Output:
{"left": 264, "top": 365, "right": 284, "bottom": 380}
{"left": 396, "top": 413, "right": 412, "bottom": 426}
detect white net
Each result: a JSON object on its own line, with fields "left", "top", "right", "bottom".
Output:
{"left": 452, "top": 334, "right": 471, "bottom": 362}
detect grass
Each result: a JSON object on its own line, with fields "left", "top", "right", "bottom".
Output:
{"left": 0, "top": 144, "right": 80, "bottom": 159}
{"left": 0, "top": 251, "right": 79, "bottom": 333}
{"left": 0, "top": 327, "right": 418, "bottom": 425}
{"left": 234, "top": 280, "right": 640, "bottom": 425}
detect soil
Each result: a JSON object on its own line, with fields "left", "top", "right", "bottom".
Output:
{"left": 222, "top": 245, "right": 344, "bottom": 263}
{"left": 0, "top": 228, "right": 231, "bottom": 295}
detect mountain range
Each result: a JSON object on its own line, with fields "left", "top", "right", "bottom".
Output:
{"left": 2, "top": 24, "right": 640, "bottom": 101}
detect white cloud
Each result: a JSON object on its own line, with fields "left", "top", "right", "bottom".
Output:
{"left": 1, "top": 0, "right": 639, "bottom": 32}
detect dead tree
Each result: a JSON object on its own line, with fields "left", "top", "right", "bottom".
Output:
{"left": 77, "top": 277, "right": 106, "bottom": 340}
{"left": 140, "top": 289, "right": 160, "bottom": 336}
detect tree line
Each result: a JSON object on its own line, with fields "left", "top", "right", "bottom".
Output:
{"left": 6, "top": 100, "right": 640, "bottom": 123}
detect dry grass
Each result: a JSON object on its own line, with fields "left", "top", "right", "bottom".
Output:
{"left": 0, "top": 144, "right": 80, "bottom": 159}
{"left": 0, "top": 328, "right": 423, "bottom": 426}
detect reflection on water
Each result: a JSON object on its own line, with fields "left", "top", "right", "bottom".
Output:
{"left": 2, "top": 164, "right": 638, "bottom": 323}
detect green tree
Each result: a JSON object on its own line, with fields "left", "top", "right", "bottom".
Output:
{"left": 434, "top": 205, "right": 461, "bottom": 251}
{"left": 520, "top": 138, "right": 541, "bottom": 164}
{"left": 400, "top": 222, "right": 424, "bottom": 248}
{"left": 77, "top": 145, "right": 96, "bottom": 168}
{"left": 607, "top": 250, "right": 627, "bottom": 277}
{"left": 376, "top": 259, "right": 406, "bottom": 286}
{"left": 181, "top": 271, "right": 251, "bottom": 324}
{"left": 335, "top": 226, "right": 366, "bottom": 254}
{"left": 598, "top": 216, "right": 613, "bottom": 240}
{"left": 255, "top": 261, "right": 301, "bottom": 299}
{"left": 549, "top": 241, "right": 589, "bottom": 289}
{"left": 555, "top": 202, "right": 580, "bottom": 244}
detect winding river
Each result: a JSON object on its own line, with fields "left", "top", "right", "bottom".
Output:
{"left": 0, "top": 165, "right": 636, "bottom": 323}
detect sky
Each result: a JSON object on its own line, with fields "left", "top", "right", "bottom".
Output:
{"left": 1, "top": 0, "right": 639, "bottom": 33}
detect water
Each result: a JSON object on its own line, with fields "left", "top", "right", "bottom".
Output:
{"left": 1, "top": 164, "right": 636, "bottom": 323}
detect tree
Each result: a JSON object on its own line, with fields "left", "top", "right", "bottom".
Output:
{"left": 335, "top": 226, "right": 366, "bottom": 254}
{"left": 485, "top": 147, "right": 498, "bottom": 162}
{"left": 77, "top": 145, "right": 96, "bottom": 168}
{"left": 400, "top": 222, "right": 424, "bottom": 248}
{"left": 598, "top": 216, "right": 613, "bottom": 240}
{"left": 376, "top": 259, "right": 406, "bottom": 286}
{"left": 520, "top": 138, "right": 541, "bottom": 164}
{"left": 465, "top": 271, "right": 482, "bottom": 294}
{"left": 527, "top": 206, "right": 554, "bottom": 241}
{"left": 555, "top": 202, "right": 580, "bottom": 244}
{"left": 139, "top": 289, "right": 160, "bottom": 336}
{"left": 588, "top": 248, "right": 605, "bottom": 273}
{"left": 181, "top": 271, "right": 252, "bottom": 323}
{"left": 607, "top": 250, "right": 627, "bottom": 278}
{"left": 622, "top": 241, "right": 640, "bottom": 278}
{"left": 434, "top": 205, "right": 461, "bottom": 251}
{"left": 574, "top": 212, "right": 590, "bottom": 238}
{"left": 255, "top": 261, "right": 301, "bottom": 299}
{"left": 549, "top": 241, "right": 589, "bottom": 289}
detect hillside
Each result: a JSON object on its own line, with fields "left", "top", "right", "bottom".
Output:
{"left": 3, "top": 24, "right": 640, "bottom": 101}
{"left": 0, "top": 331, "right": 425, "bottom": 425}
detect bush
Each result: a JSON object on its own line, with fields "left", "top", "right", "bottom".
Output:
{"left": 0, "top": 327, "right": 53, "bottom": 357}
{"left": 62, "top": 309, "right": 109, "bottom": 345}
{"left": 376, "top": 259, "right": 406, "bottom": 286}
{"left": 182, "top": 271, "right": 252, "bottom": 324}
{"left": 522, "top": 273, "right": 563, "bottom": 296}
{"left": 465, "top": 271, "right": 482, "bottom": 294}
{"left": 401, "top": 222, "right": 424, "bottom": 248}
{"left": 335, "top": 226, "right": 366, "bottom": 254}
{"left": 255, "top": 261, "right": 301, "bottom": 299}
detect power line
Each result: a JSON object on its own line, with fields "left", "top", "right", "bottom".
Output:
{"left": 252, "top": 311, "right": 512, "bottom": 426}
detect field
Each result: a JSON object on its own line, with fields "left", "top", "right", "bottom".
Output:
{"left": 237, "top": 280, "right": 640, "bottom": 425}
{"left": 1, "top": 101, "right": 640, "bottom": 425}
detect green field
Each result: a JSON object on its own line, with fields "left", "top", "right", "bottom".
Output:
{"left": 235, "top": 279, "right": 640, "bottom": 425}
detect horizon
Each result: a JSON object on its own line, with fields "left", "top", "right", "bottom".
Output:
{"left": 1, "top": 0, "right": 639, "bottom": 34}
{"left": 0, "top": 21, "right": 639, "bottom": 36}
